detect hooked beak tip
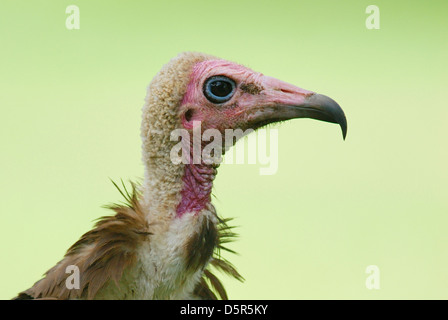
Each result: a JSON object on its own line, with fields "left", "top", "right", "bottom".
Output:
{"left": 304, "top": 93, "right": 347, "bottom": 140}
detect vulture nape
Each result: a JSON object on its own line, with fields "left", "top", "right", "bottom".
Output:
{"left": 14, "top": 52, "right": 347, "bottom": 300}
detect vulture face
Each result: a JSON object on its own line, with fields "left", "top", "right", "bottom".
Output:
{"left": 179, "top": 59, "right": 347, "bottom": 140}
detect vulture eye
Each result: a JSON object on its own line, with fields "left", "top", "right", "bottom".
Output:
{"left": 203, "top": 76, "right": 236, "bottom": 104}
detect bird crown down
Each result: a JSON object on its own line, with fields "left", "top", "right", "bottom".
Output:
{"left": 15, "top": 52, "right": 347, "bottom": 300}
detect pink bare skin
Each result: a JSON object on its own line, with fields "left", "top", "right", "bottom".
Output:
{"left": 176, "top": 59, "right": 347, "bottom": 217}
{"left": 180, "top": 60, "right": 314, "bottom": 131}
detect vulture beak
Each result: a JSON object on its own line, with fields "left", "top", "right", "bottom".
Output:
{"left": 246, "top": 76, "right": 347, "bottom": 139}
{"left": 300, "top": 93, "right": 347, "bottom": 140}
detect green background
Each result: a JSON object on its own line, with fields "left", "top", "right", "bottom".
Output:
{"left": 1, "top": 0, "right": 447, "bottom": 299}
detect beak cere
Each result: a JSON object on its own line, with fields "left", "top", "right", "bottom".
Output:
{"left": 244, "top": 77, "right": 347, "bottom": 139}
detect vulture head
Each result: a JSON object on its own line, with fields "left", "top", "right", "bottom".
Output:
{"left": 141, "top": 52, "right": 346, "bottom": 219}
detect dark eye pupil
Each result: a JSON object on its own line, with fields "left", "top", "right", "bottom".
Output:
{"left": 210, "top": 81, "right": 232, "bottom": 97}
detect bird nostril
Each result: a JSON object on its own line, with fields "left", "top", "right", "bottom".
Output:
{"left": 184, "top": 109, "right": 194, "bottom": 122}
{"left": 279, "top": 88, "right": 294, "bottom": 94}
